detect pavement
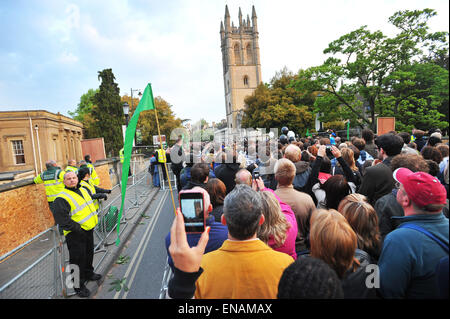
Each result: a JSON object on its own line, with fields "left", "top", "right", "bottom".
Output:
{"left": 0, "top": 172, "right": 165, "bottom": 299}
{"left": 66, "top": 175, "right": 162, "bottom": 299}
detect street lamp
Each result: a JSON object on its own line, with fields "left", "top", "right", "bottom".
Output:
{"left": 130, "top": 88, "right": 142, "bottom": 114}
{"left": 122, "top": 102, "right": 130, "bottom": 126}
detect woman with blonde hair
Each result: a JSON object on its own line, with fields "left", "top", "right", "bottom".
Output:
{"left": 309, "top": 209, "right": 376, "bottom": 298}
{"left": 258, "top": 191, "right": 297, "bottom": 259}
{"left": 338, "top": 193, "right": 381, "bottom": 262}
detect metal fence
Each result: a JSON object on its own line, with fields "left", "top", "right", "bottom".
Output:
{"left": 0, "top": 162, "right": 157, "bottom": 299}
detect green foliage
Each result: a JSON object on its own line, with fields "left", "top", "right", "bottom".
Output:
{"left": 108, "top": 277, "right": 129, "bottom": 292}
{"left": 68, "top": 88, "right": 99, "bottom": 122}
{"left": 242, "top": 67, "right": 315, "bottom": 135}
{"left": 92, "top": 69, "right": 125, "bottom": 157}
{"left": 115, "top": 255, "right": 131, "bottom": 265}
{"left": 127, "top": 96, "right": 183, "bottom": 146}
{"left": 292, "top": 8, "right": 449, "bottom": 132}
{"left": 69, "top": 88, "right": 103, "bottom": 139}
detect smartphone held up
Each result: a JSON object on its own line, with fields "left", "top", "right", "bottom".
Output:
{"left": 179, "top": 190, "right": 206, "bottom": 233}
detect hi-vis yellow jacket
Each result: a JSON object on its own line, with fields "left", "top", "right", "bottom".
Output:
{"left": 65, "top": 165, "right": 78, "bottom": 174}
{"left": 57, "top": 187, "right": 98, "bottom": 236}
{"left": 34, "top": 168, "right": 65, "bottom": 203}
{"left": 157, "top": 149, "right": 166, "bottom": 163}
{"left": 80, "top": 179, "right": 100, "bottom": 211}
{"left": 119, "top": 148, "right": 124, "bottom": 163}
{"left": 87, "top": 163, "right": 100, "bottom": 186}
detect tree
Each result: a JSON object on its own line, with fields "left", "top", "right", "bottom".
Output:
{"left": 380, "top": 62, "right": 448, "bottom": 131}
{"left": 242, "top": 67, "right": 315, "bottom": 135}
{"left": 92, "top": 69, "right": 124, "bottom": 156}
{"left": 69, "top": 88, "right": 100, "bottom": 139}
{"left": 292, "top": 9, "right": 449, "bottom": 132}
{"left": 126, "top": 96, "right": 183, "bottom": 146}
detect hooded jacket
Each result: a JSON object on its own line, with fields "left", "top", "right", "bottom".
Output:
{"left": 292, "top": 161, "right": 312, "bottom": 192}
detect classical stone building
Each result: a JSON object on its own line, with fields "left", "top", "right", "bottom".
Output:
{"left": 0, "top": 110, "right": 83, "bottom": 177}
{"left": 220, "top": 5, "right": 262, "bottom": 129}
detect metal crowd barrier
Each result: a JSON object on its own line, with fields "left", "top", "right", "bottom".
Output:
{"left": 157, "top": 164, "right": 177, "bottom": 190}
{"left": 0, "top": 162, "right": 156, "bottom": 299}
{"left": 0, "top": 226, "right": 61, "bottom": 299}
{"left": 159, "top": 257, "right": 173, "bottom": 299}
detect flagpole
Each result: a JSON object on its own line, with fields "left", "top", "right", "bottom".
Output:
{"left": 154, "top": 107, "right": 177, "bottom": 216}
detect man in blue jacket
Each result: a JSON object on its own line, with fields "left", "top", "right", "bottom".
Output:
{"left": 378, "top": 168, "right": 448, "bottom": 298}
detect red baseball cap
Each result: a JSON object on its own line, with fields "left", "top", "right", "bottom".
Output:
{"left": 393, "top": 168, "right": 447, "bottom": 208}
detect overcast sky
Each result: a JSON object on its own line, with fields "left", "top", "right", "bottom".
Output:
{"left": 0, "top": 0, "right": 448, "bottom": 125}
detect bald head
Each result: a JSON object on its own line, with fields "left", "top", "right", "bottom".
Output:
{"left": 64, "top": 171, "right": 78, "bottom": 188}
{"left": 284, "top": 144, "right": 302, "bottom": 163}
{"left": 235, "top": 169, "right": 252, "bottom": 187}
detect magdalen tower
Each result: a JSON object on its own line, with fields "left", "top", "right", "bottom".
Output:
{"left": 220, "top": 5, "right": 262, "bottom": 129}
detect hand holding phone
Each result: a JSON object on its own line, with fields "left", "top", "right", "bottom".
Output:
{"left": 169, "top": 208, "right": 210, "bottom": 273}
{"left": 179, "top": 191, "right": 206, "bottom": 233}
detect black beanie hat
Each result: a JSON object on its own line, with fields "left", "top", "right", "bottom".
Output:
{"left": 77, "top": 167, "right": 91, "bottom": 181}
{"left": 277, "top": 256, "right": 344, "bottom": 299}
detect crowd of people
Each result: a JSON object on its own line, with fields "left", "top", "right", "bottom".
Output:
{"left": 164, "top": 127, "right": 449, "bottom": 299}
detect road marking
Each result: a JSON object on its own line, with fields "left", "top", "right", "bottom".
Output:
{"left": 113, "top": 189, "right": 169, "bottom": 299}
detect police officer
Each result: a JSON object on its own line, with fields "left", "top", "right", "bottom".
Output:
{"left": 52, "top": 171, "right": 103, "bottom": 298}
{"left": 33, "top": 160, "right": 65, "bottom": 213}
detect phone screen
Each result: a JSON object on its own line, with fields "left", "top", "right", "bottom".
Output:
{"left": 179, "top": 193, "right": 205, "bottom": 233}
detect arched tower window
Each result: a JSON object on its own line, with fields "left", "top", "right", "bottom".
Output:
{"left": 234, "top": 43, "right": 241, "bottom": 65}
{"left": 243, "top": 75, "right": 249, "bottom": 87}
{"left": 246, "top": 43, "right": 253, "bottom": 65}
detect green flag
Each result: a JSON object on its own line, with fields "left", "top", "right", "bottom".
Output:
{"left": 115, "top": 83, "right": 155, "bottom": 246}
{"left": 306, "top": 128, "right": 311, "bottom": 137}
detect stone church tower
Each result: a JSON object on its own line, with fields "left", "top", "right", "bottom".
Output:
{"left": 220, "top": 5, "right": 262, "bottom": 129}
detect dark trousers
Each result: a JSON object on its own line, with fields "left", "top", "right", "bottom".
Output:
{"left": 65, "top": 229, "right": 94, "bottom": 285}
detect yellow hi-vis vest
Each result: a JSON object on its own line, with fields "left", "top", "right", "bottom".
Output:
{"left": 34, "top": 168, "right": 65, "bottom": 202}
{"left": 57, "top": 187, "right": 98, "bottom": 236}
{"left": 157, "top": 149, "right": 166, "bottom": 163}
{"left": 65, "top": 165, "right": 78, "bottom": 174}
{"left": 80, "top": 179, "right": 99, "bottom": 211}
{"left": 119, "top": 148, "right": 124, "bottom": 163}
{"left": 87, "top": 163, "right": 100, "bottom": 186}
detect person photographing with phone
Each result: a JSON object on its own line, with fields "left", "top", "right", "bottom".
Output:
{"left": 164, "top": 187, "right": 228, "bottom": 272}
{"left": 167, "top": 184, "right": 294, "bottom": 299}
